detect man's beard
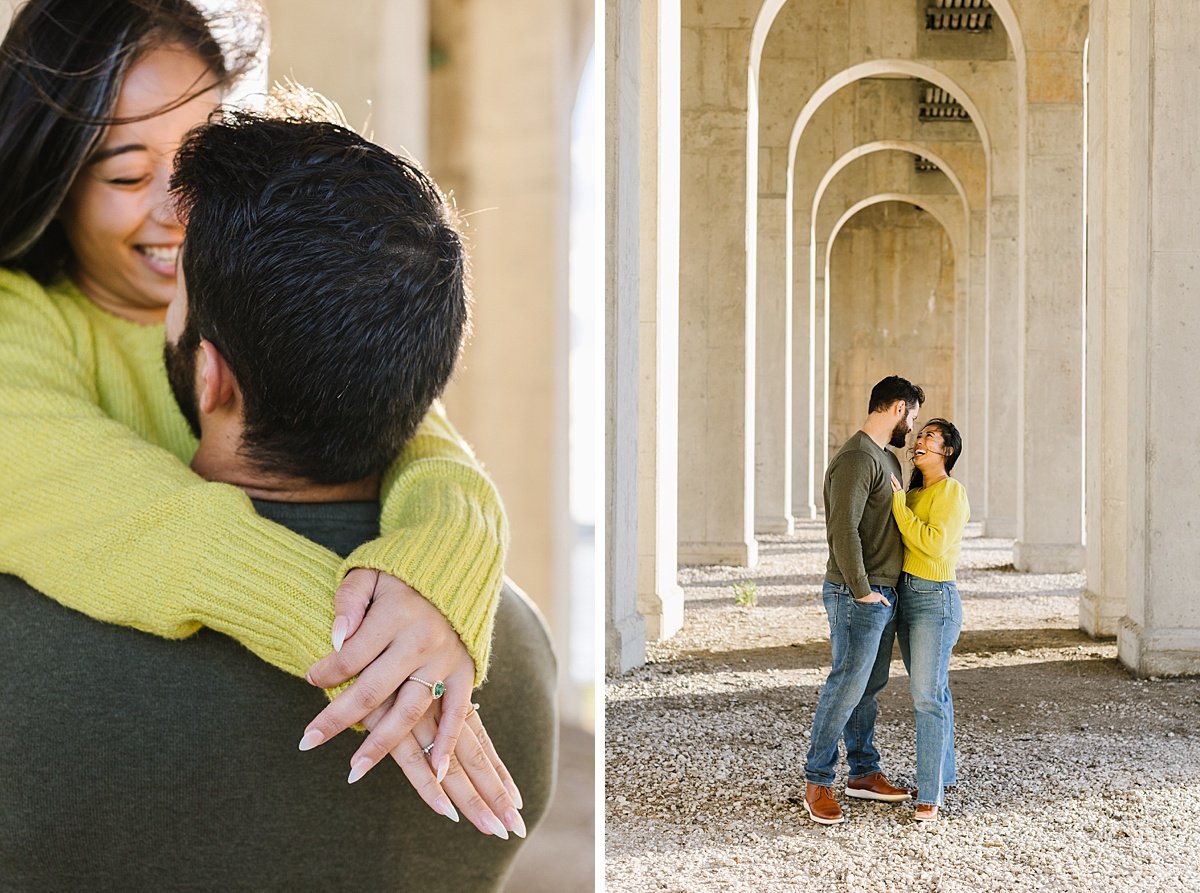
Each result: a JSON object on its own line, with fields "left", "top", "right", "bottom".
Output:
{"left": 888, "top": 418, "right": 910, "bottom": 448}
{"left": 163, "top": 335, "right": 203, "bottom": 440}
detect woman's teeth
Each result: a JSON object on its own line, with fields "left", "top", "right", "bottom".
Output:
{"left": 138, "top": 245, "right": 179, "bottom": 265}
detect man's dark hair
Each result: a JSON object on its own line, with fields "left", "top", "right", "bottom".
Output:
{"left": 868, "top": 375, "right": 925, "bottom": 414}
{"left": 0, "top": 0, "right": 262, "bottom": 278}
{"left": 167, "top": 111, "right": 468, "bottom": 485}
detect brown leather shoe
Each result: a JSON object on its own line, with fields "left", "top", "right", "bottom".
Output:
{"left": 845, "top": 772, "right": 912, "bottom": 803}
{"left": 913, "top": 804, "right": 939, "bottom": 822}
{"left": 803, "top": 782, "right": 845, "bottom": 825}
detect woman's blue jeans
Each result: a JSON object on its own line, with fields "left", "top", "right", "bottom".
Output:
{"left": 804, "top": 580, "right": 898, "bottom": 787}
{"left": 896, "top": 572, "right": 962, "bottom": 806}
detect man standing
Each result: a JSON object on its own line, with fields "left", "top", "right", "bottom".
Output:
{"left": 803, "top": 375, "right": 925, "bottom": 825}
{"left": 0, "top": 112, "right": 556, "bottom": 888}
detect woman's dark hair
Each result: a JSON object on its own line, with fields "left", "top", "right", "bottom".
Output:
{"left": 908, "top": 417, "right": 963, "bottom": 491}
{"left": 0, "top": 0, "right": 264, "bottom": 280}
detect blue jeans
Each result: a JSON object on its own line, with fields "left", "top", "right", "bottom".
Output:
{"left": 804, "top": 580, "right": 898, "bottom": 786}
{"left": 896, "top": 572, "right": 962, "bottom": 806}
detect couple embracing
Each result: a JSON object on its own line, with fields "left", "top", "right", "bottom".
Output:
{"left": 803, "top": 375, "right": 971, "bottom": 825}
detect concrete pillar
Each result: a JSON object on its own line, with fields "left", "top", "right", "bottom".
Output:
{"left": 791, "top": 207, "right": 818, "bottom": 520}
{"left": 1081, "top": 0, "right": 1129, "bottom": 637}
{"left": 755, "top": 194, "right": 794, "bottom": 535}
{"left": 636, "top": 0, "right": 683, "bottom": 642}
{"left": 678, "top": 4, "right": 758, "bottom": 567}
{"left": 1118, "top": 0, "right": 1200, "bottom": 675}
{"left": 815, "top": 236, "right": 830, "bottom": 509}
{"left": 606, "top": 0, "right": 646, "bottom": 673}
{"left": 264, "top": 0, "right": 429, "bottom": 163}
{"left": 1014, "top": 31, "right": 1087, "bottom": 572}
{"left": 423, "top": 0, "right": 578, "bottom": 651}
{"left": 967, "top": 206, "right": 989, "bottom": 517}
{"left": 984, "top": 194, "right": 1020, "bottom": 537}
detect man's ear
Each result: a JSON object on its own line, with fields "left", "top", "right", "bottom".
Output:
{"left": 198, "top": 338, "right": 240, "bottom": 415}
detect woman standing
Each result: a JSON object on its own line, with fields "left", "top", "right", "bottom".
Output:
{"left": 889, "top": 418, "right": 970, "bottom": 822}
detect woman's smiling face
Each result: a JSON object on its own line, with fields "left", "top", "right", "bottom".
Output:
{"left": 58, "top": 44, "right": 219, "bottom": 324}
{"left": 912, "top": 424, "right": 949, "bottom": 473}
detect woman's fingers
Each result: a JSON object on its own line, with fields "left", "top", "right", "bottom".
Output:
{"left": 299, "top": 637, "right": 420, "bottom": 749}
{"left": 331, "top": 567, "right": 379, "bottom": 651}
{"left": 466, "top": 707, "right": 523, "bottom": 809}
{"left": 345, "top": 678, "right": 434, "bottom": 782}
{"left": 426, "top": 668, "right": 477, "bottom": 783}
{"left": 390, "top": 722, "right": 460, "bottom": 824}
{"left": 450, "top": 717, "right": 525, "bottom": 838}
{"left": 307, "top": 590, "right": 407, "bottom": 689}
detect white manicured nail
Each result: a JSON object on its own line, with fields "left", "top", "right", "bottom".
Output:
{"left": 298, "top": 729, "right": 324, "bottom": 751}
{"left": 484, "top": 813, "right": 509, "bottom": 840}
{"left": 331, "top": 616, "right": 348, "bottom": 652}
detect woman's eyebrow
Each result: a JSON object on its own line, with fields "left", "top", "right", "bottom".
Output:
{"left": 88, "top": 143, "right": 148, "bottom": 165}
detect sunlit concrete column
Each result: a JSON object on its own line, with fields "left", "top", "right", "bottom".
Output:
{"left": 636, "top": 0, "right": 683, "bottom": 642}
{"left": 966, "top": 206, "right": 988, "bottom": 516}
{"left": 265, "top": 0, "right": 429, "bottom": 163}
{"left": 606, "top": 0, "right": 646, "bottom": 673}
{"left": 678, "top": 4, "right": 758, "bottom": 566}
{"left": 791, "top": 208, "right": 818, "bottom": 521}
{"left": 423, "top": 0, "right": 580, "bottom": 640}
{"left": 755, "top": 192, "right": 793, "bottom": 534}
{"left": 814, "top": 235, "right": 829, "bottom": 509}
{"left": 984, "top": 193, "right": 1019, "bottom": 537}
{"left": 1013, "top": 23, "right": 1086, "bottom": 572}
{"left": 1082, "top": 0, "right": 1129, "bottom": 638}
{"left": 1118, "top": 0, "right": 1200, "bottom": 675}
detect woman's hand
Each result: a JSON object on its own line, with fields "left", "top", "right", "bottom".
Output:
{"left": 889, "top": 472, "right": 903, "bottom": 493}
{"left": 298, "top": 569, "right": 478, "bottom": 788}
{"left": 361, "top": 698, "right": 526, "bottom": 839}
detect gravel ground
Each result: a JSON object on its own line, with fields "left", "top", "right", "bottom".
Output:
{"left": 605, "top": 521, "right": 1200, "bottom": 892}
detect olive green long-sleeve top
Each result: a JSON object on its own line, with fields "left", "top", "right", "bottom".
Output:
{"left": 0, "top": 267, "right": 506, "bottom": 684}
{"left": 0, "top": 499, "right": 557, "bottom": 891}
{"left": 823, "top": 430, "right": 904, "bottom": 599}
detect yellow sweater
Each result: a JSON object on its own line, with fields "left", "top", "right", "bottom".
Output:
{"left": 891, "top": 476, "right": 970, "bottom": 582}
{"left": 0, "top": 268, "right": 506, "bottom": 685}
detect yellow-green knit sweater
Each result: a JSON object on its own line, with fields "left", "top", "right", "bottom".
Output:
{"left": 0, "top": 268, "right": 506, "bottom": 685}
{"left": 891, "top": 476, "right": 970, "bottom": 583}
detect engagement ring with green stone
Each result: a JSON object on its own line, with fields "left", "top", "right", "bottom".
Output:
{"left": 408, "top": 675, "right": 446, "bottom": 698}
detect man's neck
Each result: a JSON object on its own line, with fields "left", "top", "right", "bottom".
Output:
{"left": 859, "top": 415, "right": 895, "bottom": 451}
{"left": 191, "top": 439, "right": 380, "bottom": 503}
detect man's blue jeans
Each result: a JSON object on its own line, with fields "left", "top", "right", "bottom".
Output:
{"left": 804, "top": 580, "right": 898, "bottom": 786}
{"left": 896, "top": 572, "right": 962, "bottom": 806}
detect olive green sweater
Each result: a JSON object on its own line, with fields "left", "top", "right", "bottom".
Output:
{"left": 0, "top": 268, "right": 506, "bottom": 684}
{"left": 823, "top": 430, "right": 904, "bottom": 599}
{"left": 0, "top": 499, "right": 557, "bottom": 892}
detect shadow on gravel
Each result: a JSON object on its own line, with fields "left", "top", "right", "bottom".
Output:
{"left": 609, "top": 658, "right": 1200, "bottom": 831}
{"left": 680, "top": 574, "right": 824, "bottom": 592}
{"left": 660, "top": 628, "right": 1109, "bottom": 673}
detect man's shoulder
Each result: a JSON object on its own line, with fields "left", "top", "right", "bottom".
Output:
{"left": 831, "top": 433, "right": 889, "bottom": 468}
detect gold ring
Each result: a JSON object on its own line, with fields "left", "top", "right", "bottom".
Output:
{"left": 407, "top": 675, "right": 446, "bottom": 698}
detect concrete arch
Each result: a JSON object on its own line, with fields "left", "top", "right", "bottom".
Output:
{"left": 824, "top": 194, "right": 962, "bottom": 279}
{"left": 812, "top": 141, "right": 971, "bottom": 240}
{"left": 786, "top": 61, "right": 993, "bottom": 202}
{"left": 818, "top": 193, "right": 966, "bottom": 495}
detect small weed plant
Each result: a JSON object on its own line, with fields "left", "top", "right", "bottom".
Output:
{"left": 731, "top": 580, "right": 758, "bottom": 608}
